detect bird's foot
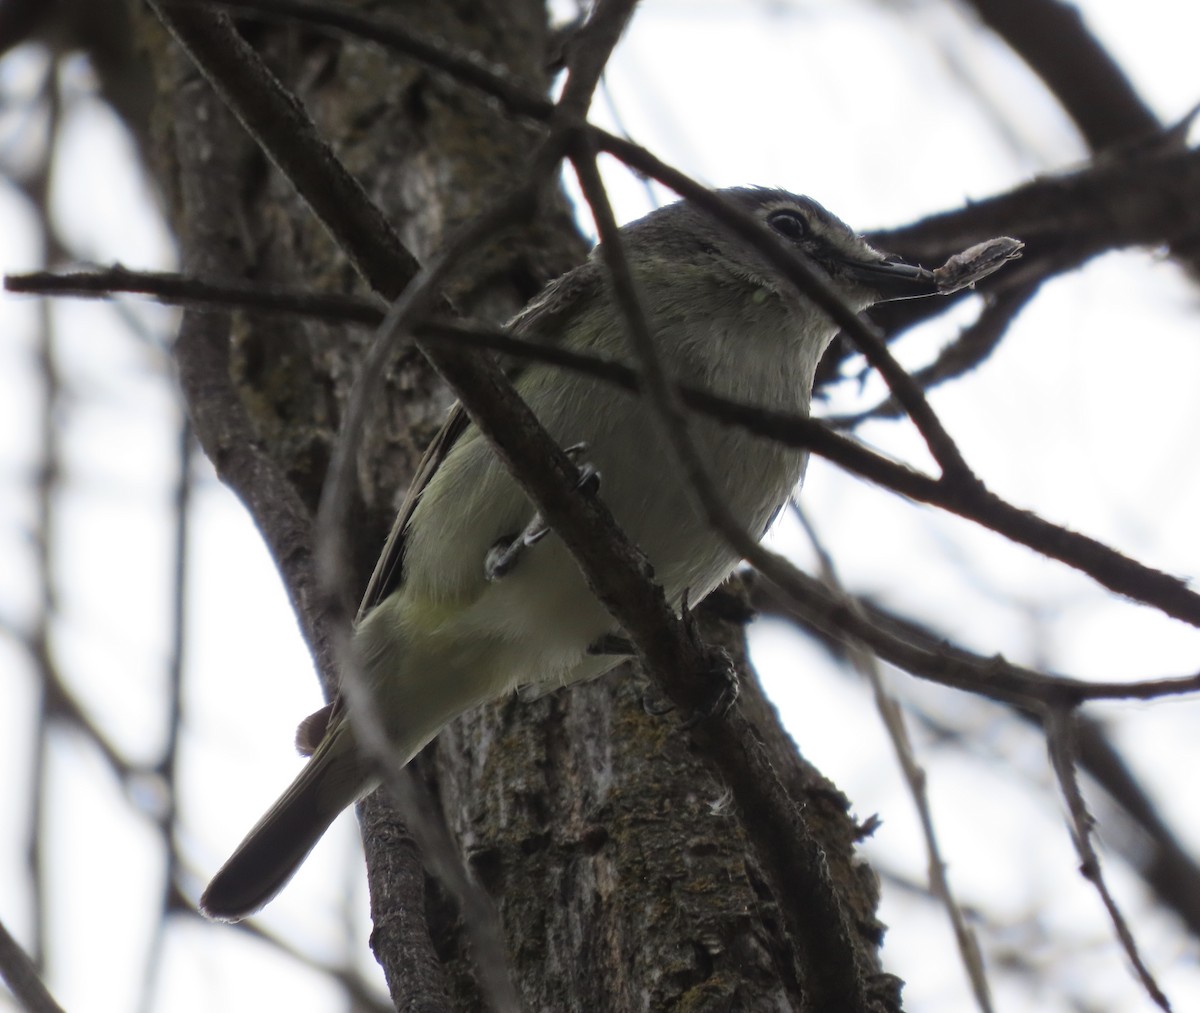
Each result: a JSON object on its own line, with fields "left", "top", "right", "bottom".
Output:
{"left": 678, "top": 648, "right": 739, "bottom": 729}
{"left": 483, "top": 443, "right": 600, "bottom": 581}
{"left": 587, "top": 633, "right": 635, "bottom": 656}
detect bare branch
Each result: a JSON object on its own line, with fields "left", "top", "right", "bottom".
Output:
{"left": 14, "top": 264, "right": 1200, "bottom": 636}
{"left": 870, "top": 146, "right": 1200, "bottom": 266}
{"left": 1044, "top": 710, "right": 1172, "bottom": 1011}
{"left": 962, "top": 0, "right": 1161, "bottom": 152}
{"left": 0, "top": 916, "right": 66, "bottom": 1013}
{"left": 755, "top": 578, "right": 1200, "bottom": 940}
{"left": 5, "top": 266, "right": 384, "bottom": 326}
{"left": 149, "top": 1, "right": 421, "bottom": 296}
{"left": 794, "top": 507, "right": 995, "bottom": 1013}
{"left": 832, "top": 280, "right": 1042, "bottom": 424}
{"left": 751, "top": 572, "right": 1200, "bottom": 708}
{"left": 138, "top": 421, "right": 195, "bottom": 1013}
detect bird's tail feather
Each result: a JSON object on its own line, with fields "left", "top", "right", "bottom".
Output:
{"left": 199, "top": 721, "right": 372, "bottom": 922}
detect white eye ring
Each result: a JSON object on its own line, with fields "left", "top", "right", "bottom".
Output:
{"left": 767, "top": 209, "right": 807, "bottom": 240}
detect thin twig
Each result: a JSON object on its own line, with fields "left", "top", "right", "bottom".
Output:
{"left": 1043, "top": 708, "right": 1172, "bottom": 1011}
{"left": 5, "top": 266, "right": 384, "bottom": 325}
{"left": 552, "top": 0, "right": 637, "bottom": 120}
{"left": 751, "top": 570, "right": 1200, "bottom": 706}
{"left": 28, "top": 281, "right": 57, "bottom": 983}
{"left": 139, "top": 420, "right": 195, "bottom": 1013}
{"left": 149, "top": 3, "right": 699, "bottom": 1006}
{"left": 568, "top": 148, "right": 709, "bottom": 536}
{"left": 794, "top": 506, "right": 995, "bottom": 1013}
{"left": 830, "top": 280, "right": 1041, "bottom": 425}
{"left": 24, "top": 60, "right": 66, "bottom": 973}
{"left": 0, "top": 916, "right": 67, "bottom": 1013}
{"left": 148, "top": 0, "right": 421, "bottom": 297}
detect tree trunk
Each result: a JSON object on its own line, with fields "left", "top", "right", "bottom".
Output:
{"left": 124, "top": 1, "right": 892, "bottom": 1009}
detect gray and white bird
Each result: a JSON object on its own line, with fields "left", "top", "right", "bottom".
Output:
{"left": 200, "top": 187, "right": 973, "bottom": 921}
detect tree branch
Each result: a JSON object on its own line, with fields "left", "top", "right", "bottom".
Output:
{"left": 12, "top": 266, "right": 1200, "bottom": 635}
{"left": 0, "top": 916, "right": 66, "bottom": 1013}
{"left": 1044, "top": 710, "right": 1172, "bottom": 1010}
{"left": 962, "top": 0, "right": 1160, "bottom": 152}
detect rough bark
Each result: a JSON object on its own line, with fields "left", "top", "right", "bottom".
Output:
{"left": 120, "top": 1, "right": 889, "bottom": 1009}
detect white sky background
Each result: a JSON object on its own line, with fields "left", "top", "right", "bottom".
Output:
{"left": 2, "top": 1, "right": 1200, "bottom": 1011}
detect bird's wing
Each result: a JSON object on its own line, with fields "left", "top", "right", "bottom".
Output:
{"left": 299, "top": 261, "right": 602, "bottom": 751}
{"left": 356, "top": 400, "right": 471, "bottom": 620}
{"left": 356, "top": 259, "right": 600, "bottom": 621}
{"left": 295, "top": 402, "right": 471, "bottom": 757}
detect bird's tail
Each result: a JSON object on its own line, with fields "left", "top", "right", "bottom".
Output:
{"left": 199, "top": 719, "right": 372, "bottom": 921}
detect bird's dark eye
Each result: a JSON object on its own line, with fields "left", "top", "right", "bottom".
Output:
{"left": 767, "top": 209, "right": 807, "bottom": 240}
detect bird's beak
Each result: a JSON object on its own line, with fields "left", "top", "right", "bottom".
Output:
{"left": 844, "top": 255, "right": 939, "bottom": 302}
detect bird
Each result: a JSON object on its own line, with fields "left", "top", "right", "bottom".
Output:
{"left": 199, "top": 187, "right": 949, "bottom": 921}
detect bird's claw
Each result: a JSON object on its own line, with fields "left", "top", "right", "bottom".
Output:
{"left": 564, "top": 442, "right": 601, "bottom": 497}
{"left": 678, "top": 648, "right": 739, "bottom": 729}
{"left": 483, "top": 442, "right": 600, "bottom": 581}
{"left": 587, "top": 633, "right": 635, "bottom": 656}
{"left": 484, "top": 515, "right": 547, "bottom": 581}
